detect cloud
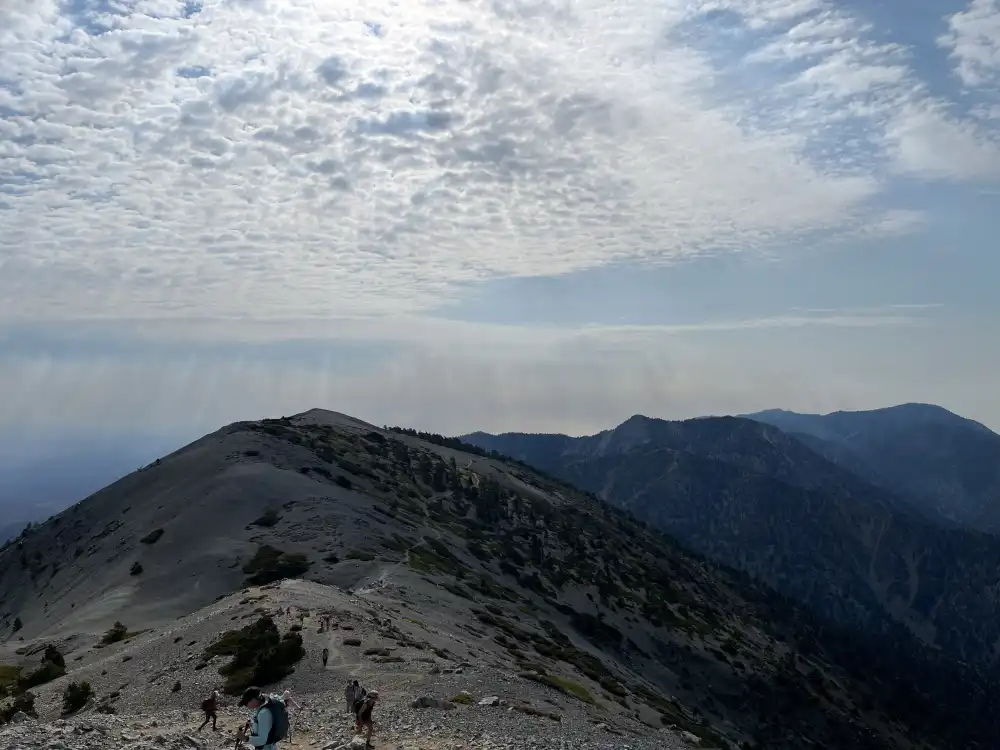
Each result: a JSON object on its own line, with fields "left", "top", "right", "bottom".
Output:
{"left": 1, "top": 0, "right": 994, "bottom": 324}
{"left": 941, "top": 0, "right": 1000, "bottom": 89}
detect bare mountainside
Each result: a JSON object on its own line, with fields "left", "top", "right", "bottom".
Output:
{"left": 1, "top": 410, "right": 995, "bottom": 749}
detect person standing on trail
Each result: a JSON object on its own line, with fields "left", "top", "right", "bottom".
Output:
{"left": 351, "top": 680, "right": 367, "bottom": 713}
{"left": 343, "top": 682, "right": 354, "bottom": 714}
{"left": 354, "top": 690, "right": 378, "bottom": 748}
{"left": 322, "top": 647, "right": 330, "bottom": 668}
{"left": 281, "top": 690, "right": 301, "bottom": 742}
{"left": 199, "top": 690, "right": 220, "bottom": 731}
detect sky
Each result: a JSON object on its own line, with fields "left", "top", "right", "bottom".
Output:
{"left": 1, "top": 0, "right": 999, "bottom": 476}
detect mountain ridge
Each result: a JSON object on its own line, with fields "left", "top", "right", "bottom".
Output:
{"left": 461, "top": 409, "right": 1000, "bottom": 676}
{"left": 744, "top": 403, "right": 1000, "bottom": 530}
{"left": 3, "top": 409, "right": 999, "bottom": 748}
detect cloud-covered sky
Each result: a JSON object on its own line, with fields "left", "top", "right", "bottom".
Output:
{"left": 1, "top": 0, "right": 999, "bottom": 453}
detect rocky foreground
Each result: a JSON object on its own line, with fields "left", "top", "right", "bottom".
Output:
{"left": 1, "top": 692, "right": 688, "bottom": 750}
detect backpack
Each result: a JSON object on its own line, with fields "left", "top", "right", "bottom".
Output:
{"left": 261, "top": 697, "right": 289, "bottom": 744}
{"left": 201, "top": 697, "right": 214, "bottom": 712}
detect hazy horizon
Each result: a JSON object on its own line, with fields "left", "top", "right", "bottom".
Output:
{"left": 2, "top": 0, "right": 998, "bottom": 457}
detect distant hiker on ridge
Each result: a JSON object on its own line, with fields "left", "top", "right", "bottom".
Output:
{"left": 322, "top": 647, "right": 330, "bottom": 668}
{"left": 199, "top": 690, "right": 219, "bottom": 731}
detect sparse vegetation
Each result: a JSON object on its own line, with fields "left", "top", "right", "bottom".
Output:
{"left": 0, "top": 691, "right": 35, "bottom": 723}
{"left": 252, "top": 508, "right": 281, "bottom": 528}
{"left": 11, "top": 617, "right": 21, "bottom": 633}
{"left": 61, "top": 681, "right": 93, "bottom": 714}
{"left": 0, "top": 665, "right": 21, "bottom": 698}
{"left": 130, "top": 561, "right": 143, "bottom": 576}
{"left": 203, "top": 616, "right": 304, "bottom": 694}
{"left": 16, "top": 645, "right": 66, "bottom": 692}
{"left": 450, "top": 693, "right": 474, "bottom": 705}
{"left": 242, "top": 545, "right": 311, "bottom": 585}
{"left": 99, "top": 621, "right": 129, "bottom": 646}
{"left": 519, "top": 672, "right": 594, "bottom": 704}
{"left": 139, "top": 528, "right": 164, "bottom": 545}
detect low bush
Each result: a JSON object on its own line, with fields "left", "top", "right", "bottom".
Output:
{"left": 62, "top": 681, "right": 92, "bottom": 714}
{"left": 252, "top": 508, "right": 281, "bottom": 528}
{"left": 130, "top": 561, "right": 143, "bottom": 576}
{"left": 17, "top": 646, "right": 66, "bottom": 692}
{"left": 100, "top": 621, "right": 129, "bottom": 646}
{"left": 204, "top": 616, "right": 305, "bottom": 694}
{"left": 139, "top": 529, "right": 164, "bottom": 545}
{"left": 242, "top": 545, "right": 311, "bottom": 586}
{"left": 0, "top": 691, "right": 36, "bottom": 723}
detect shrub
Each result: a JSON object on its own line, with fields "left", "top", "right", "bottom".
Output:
{"left": 100, "top": 621, "right": 129, "bottom": 646}
{"left": 334, "top": 475, "right": 352, "bottom": 489}
{"left": 0, "top": 691, "right": 35, "bottom": 723}
{"left": 130, "top": 561, "right": 143, "bottom": 576}
{"left": 12, "top": 618, "right": 21, "bottom": 633}
{"left": 243, "top": 545, "right": 311, "bottom": 586}
{"left": 204, "top": 616, "right": 304, "bottom": 695}
{"left": 252, "top": 509, "right": 281, "bottom": 528}
{"left": 62, "top": 681, "right": 93, "bottom": 714}
{"left": 0, "top": 665, "right": 21, "bottom": 698}
{"left": 17, "top": 646, "right": 66, "bottom": 691}
{"left": 139, "top": 528, "right": 164, "bottom": 545}
{"left": 450, "top": 693, "right": 474, "bottom": 705}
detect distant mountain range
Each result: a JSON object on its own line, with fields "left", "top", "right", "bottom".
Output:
{"left": 743, "top": 404, "right": 1000, "bottom": 531}
{"left": 462, "top": 403, "right": 1000, "bottom": 673}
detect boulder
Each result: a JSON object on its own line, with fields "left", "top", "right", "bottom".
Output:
{"left": 478, "top": 696, "right": 500, "bottom": 706}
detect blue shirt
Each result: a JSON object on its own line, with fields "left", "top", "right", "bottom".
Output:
{"left": 248, "top": 695, "right": 281, "bottom": 750}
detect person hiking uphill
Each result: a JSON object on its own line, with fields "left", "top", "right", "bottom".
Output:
{"left": 354, "top": 690, "right": 379, "bottom": 748}
{"left": 322, "top": 647, "right": 329, "bottom": 669}
{"left": 345, "top": 680, "right": 366, "bottom": 714}
{"left": 238, "top": 686, "right": 290, "bottom": 750}
{"left": 199, "top": 690, "right": 220, "bottom": 731}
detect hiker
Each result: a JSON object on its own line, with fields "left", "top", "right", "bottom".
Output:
{"left": 280, "top": 690, "right": 301, "bottom": 742}
{"left": 354, "top": 690, "right": 378, "bottom": 747}
{"left": 322, "top": 647, "right": 330, "bottom": 668}
{"left": 343, "top": 682, "right": 354, "bottom": 714}
{"left": 238, "top": 686, "right": 290, "bottom": 749}
{"left": 199, "top": 690, "right": 219, "bottom": 731}
{"left": 350, "top": 680, "right": 368, "bottom": 713}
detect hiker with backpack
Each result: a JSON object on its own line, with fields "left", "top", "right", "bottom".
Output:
{"left": 322, "top": 647, "right": 330, "bottom": 668}
{"left": 354, "top": 690, "right": 379, "bottom": 748}
{"left": 238, "top": 686, "right": 289, "bottom": 750}
{"left": 199, "top": 690, "right": 220, "bottom": 731}
{"left": 350, "top": 680, "right": 367, "bottom": 713}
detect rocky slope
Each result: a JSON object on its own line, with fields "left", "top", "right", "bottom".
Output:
{"left": 745, "top": 403, "right": 1000, "bottom": 532}
{"left": 1, "top": 410, "right": 996, "bottom": 749}
{"left": 462, "top": 415, "right": 1000, "bottom": 674}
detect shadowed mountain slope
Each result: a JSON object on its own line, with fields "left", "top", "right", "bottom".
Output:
{"left": 745, "top": 403, "right": 1000, "bottom": 531}
{"left": 463, "top": 414, "right": 1000, "bottom": 675}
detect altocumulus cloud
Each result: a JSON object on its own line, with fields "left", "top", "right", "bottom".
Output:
{"left": 1, "top": 0, "right": 998, "bottom": 322}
